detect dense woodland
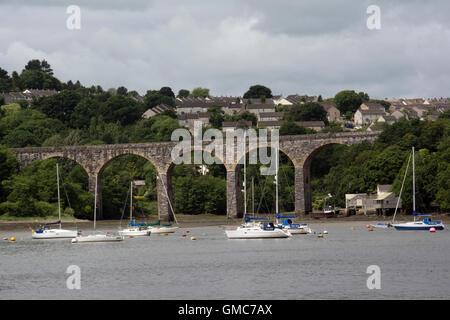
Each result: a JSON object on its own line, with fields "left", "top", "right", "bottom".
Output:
{"left": 0, "top": 60, "right": 449, "bottom": 220}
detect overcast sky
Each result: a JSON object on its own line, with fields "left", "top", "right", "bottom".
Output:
{"left": 1, "top": 0, "right": 449, "bottom": 98}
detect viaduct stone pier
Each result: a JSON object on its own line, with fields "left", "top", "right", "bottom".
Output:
{"left": 11, "top": 131, "right": 379, "bottom": 222}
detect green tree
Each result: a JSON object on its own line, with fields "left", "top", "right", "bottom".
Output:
{"left": 0, "top": 146, "right": 19, "bottom": 202}
{"left": 0, "top": 67, "right": 11, "bottom": 92}
{"left": 116, "top": 86, "right": 128, "bottom": 96}
{"left": 283, "top": 102, "right": 328, "bottom": 124}
{"left": 99, "top": 95, "right": 143, "bottom": 126}
{"left": 207, "top": 105, "right": 224, "bottom": 129}
{"left": 243, "top": 85, "right": 273, "bottom": 99}
{"left": 33, "top": 90, "right": 82, "bottom": 124}
{"left": 334, "top": 90, "right": 365, "bottom": 114}
{"left": 159, "top": 87, "right": 175, "bottom": 98}
{"left": 279, "top": 122, "right": 310, "bottom": 136}
{"left": 190, "top": 87, "right": 210, "bottom": 98}
{"left": 177, "top": 89, "right": 190, "bottom": 98}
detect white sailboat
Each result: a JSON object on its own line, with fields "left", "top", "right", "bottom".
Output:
{"left": 225, "top": 130, "right": 291, "bottom": 239}
{"left": 127, "top": 174, "right": 179, "bottom": 234}
{"left": 273, "top": 146, "right": 312, "bottom": 234}
{"left": 72, "top": 175, "right": 124, "bottom": 243}
{"left": 392, "top": 147, "right": 445, "bottom": 231}
{"left": 147, "top": 174, "right": 179, "bottom": 234}
{"left": 32, "top": 164, "right": 79, "bottom": 239}
{"left": 118, "top": 181, "right": 151, "bottom": 237}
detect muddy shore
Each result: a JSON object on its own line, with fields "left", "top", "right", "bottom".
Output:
{"left": 1, "top": 213, "right": 449, "bottom": 232}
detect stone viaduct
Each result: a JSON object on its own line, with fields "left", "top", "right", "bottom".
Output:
{"left": 11, "top": 131, "right": 379, "bottom": 222}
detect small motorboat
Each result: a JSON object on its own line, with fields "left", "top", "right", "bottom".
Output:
{"left": 369, "top": 222, "right": 392, "bottom": 229}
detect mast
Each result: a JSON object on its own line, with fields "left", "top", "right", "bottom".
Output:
{"left": 275, "top": 147, "right": 279, "bottom": 224}
{"left": 56, "top": 163, "right": 62, "bottom": 229}
{"left": 392, "top": 151, "right": 412, "bottom": 224}
{"left": 94, "top": 174, "right": 97, "bottom": 231}
{"left": 130, "top": 180, "right": 133, "bottom": 222}
{"left": 412, "top": 146, "right": 416, "bottom": 217}
{"left": 243, "top": 129, "right": 247, "bottom": 218}
{"left": 158, "top": 174, "right": 178, "bottom": 224}
{"left": 275, "top": 148, "right": 279, "bottom": 215}
{"left": 252, "top": 176, "right": 255, "bottom": 216}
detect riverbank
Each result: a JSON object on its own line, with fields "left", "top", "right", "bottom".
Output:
{"left": 1, "top": 212, "right": 449, "bottom": 232}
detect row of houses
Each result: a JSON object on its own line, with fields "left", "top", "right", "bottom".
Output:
{"left": 354, "top": 101, "right": 450, "bottom": 127}
{"left": 142, "top": 94, "right": 341, "bottom": 132}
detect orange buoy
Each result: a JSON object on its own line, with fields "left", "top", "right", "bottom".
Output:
{"left": 186, "top": 229, "right": 190, "bottom": 233}
{"left": 181, "top": 233, "right": 187, "bottom": 237}
{"left": 366, "top": 225, "right": 370, "bottom": 228}
{"left": 368, "top": 228, "right": 374, "bottom": 231}
{"left": 350, "top": 227, "right": 355, "bottom": 231}
{"left": 190, "top": 236, "right": 196, "bottom": 240}
{"left": 10, "top": 237, "right": 16, "bottom": 241}
{"left": 430, "top": 228, "right": 436, "bottom": 233}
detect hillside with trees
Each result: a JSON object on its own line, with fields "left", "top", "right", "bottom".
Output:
{"left": 0, "top": 60, "right": 449, "bottom": 220}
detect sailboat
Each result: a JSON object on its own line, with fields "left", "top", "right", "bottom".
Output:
{"left": 392, "top": 147, "right": 445, "bottom": 231}
{"left": 118, "top": 181, "right": 151, "bottom": 237}
{"left": 128, "top": 174, "right": 179, "bottom": 234}
{"left": 273, "top": 147, "right": 312, "bottom": 235}
{"left": 225, "top": 130, "right": 291, "bottom": 239}
{"left": 32, "top": 164, "right": 80, "bottom": 239}
{"left": 72, "top": 175, "right": 124, "bottom": 243}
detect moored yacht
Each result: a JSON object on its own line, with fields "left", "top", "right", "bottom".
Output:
{"left": 118, "top": 181, "right": 151, "bottom": 237}
{"left": 225, "top": 129, "right": 291, "bottom": 240}
{"left": 72, "top": 175, "right": 124, "bottom": 243}
{"left": 392, "top": 147, "right": 445, "bottom": 231}
{"left": 32, "top": 164, "right": 79, "bottom": 239}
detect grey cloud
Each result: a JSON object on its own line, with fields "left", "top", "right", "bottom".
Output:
{"left": 0, "top": 0, "right": 154, "bottom": 10}
{"left": 1, "top": 0, "right": 449, "bottom": 99}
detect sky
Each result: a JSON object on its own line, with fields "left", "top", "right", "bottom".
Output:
{"left": 0, "top": 0, "right": 449, "bottom": 99}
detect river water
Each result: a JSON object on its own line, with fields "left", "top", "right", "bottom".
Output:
{"left": 1, "top": 222, "right": 449, "bottom": 300}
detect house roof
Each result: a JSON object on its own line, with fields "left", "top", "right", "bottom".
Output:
{"left": 246, "top": 103, "right": 276, "bottom": 110}
{"left": 296, "top": 121, "right": 325, "bottom": 127}
{"left": 259, "top": 112, "right": 284, "bottom": 118}
{"left": 258, "top": 120, "right": 284, "bottom": 127}
{"left": 357, "top": 109, "right": 386, "bottom": 115}
{"left": 222, "top": 121, "right": 252, "bottom": 128}
{"left": 319, "top": 102, "right": 338, "bottom": 111}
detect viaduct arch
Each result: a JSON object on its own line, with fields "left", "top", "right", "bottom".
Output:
{"left": 12, "top": 131, "right": 379, "bottom": 222}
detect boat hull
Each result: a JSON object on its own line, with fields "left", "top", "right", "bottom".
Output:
{"left": 225, "top": 228, "right": 291, "bottom": 239}
{"left": 149, "top": 226, "right": 178, "bottom": 234}
{"left": 370, "top": 223, "right": 391, "bottom": 229}
{"left": 287, "top": 227, "right": 312, "bottom": 235}
{"left": 71, "top": 234, "right": 124, "bottom": 243}
{"left": 118, "top": 228, "right": 151, "bottom": 236}
{"left": 393, "top": 224, "right": 444, "bottom": 231}
{"left": 32, "top": 229, "right": 78, "bottom": 239}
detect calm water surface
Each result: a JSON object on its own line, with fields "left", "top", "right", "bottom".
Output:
{"left": 1, "top": 223, "right": 449, "bottom": 299}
